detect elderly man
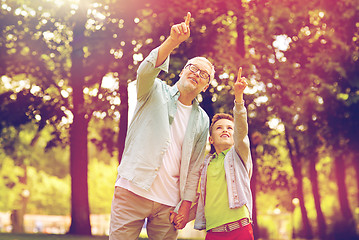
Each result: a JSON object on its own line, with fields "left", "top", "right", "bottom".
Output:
{"left": 109, "top": 12, "right": 215, "bottom": 240}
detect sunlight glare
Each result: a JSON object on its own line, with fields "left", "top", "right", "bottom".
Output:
{"left": 1, "top": 76, "right": 12, "bottom": 89}
{"left": 254, "top": 96, "right": 268, "bottom": 105}
{"left": 62, "top": 109, "right": 73, "bottom": 124}
{"left": 133, "top": 53, "right": 143, "bottom": 62}
{"left": 219, "top": 73, "right": 229, "bottom": 79}
{"left": 102, "top": 75, "right": 118, "bottom": 90}
{"left": 61, "top": 90, "right": 69, "bottom": 98}
{"left": 268, "top": 118, "right": 285, "bottom": 132}
{"left": 30, "top": 85, "right": 41, "bottom": 94}
{"left": 273, "top": 35, "right": 292, "bottom": 51}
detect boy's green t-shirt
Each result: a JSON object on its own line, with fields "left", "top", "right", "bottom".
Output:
{"left": 204, "top": 149, "right": 250, "bottom": 231}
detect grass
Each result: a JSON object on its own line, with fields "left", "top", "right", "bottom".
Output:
{"left": 0, "top": 233, "right": 198, "bottom": 240}
{"left": 0, "top": 233, "right": 200, "bottom": 240}
{"left": 0, "top": 233, "right": 111, "bottom": 240}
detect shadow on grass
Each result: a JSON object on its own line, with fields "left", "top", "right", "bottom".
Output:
{"left": 0, "top": 233, "right": 109, "bottom": 240}
{"left": 0, "top": 233, "right": 195, "bottom": 240}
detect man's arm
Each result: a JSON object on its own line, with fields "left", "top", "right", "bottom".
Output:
{"left": 136, "top": 12, "right": 191, "bottom": 99}
{"left": 156, "top": 12, "right": 191, "bottom": 67}
{"left": 172, "top": 116, "right": 209, "bottom": 229}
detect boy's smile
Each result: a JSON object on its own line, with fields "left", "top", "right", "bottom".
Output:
{"left": 209, "top": 119, "right": 234, "bottom": 154}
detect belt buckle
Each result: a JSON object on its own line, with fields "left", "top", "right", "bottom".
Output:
{"left": 225, "top": 224, "right": 230, "bottom": 232}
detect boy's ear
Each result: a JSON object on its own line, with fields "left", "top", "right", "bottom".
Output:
{"left": 209, "top": 136, "right": 214, "bottom": 145}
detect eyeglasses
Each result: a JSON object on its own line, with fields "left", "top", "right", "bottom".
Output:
{"left": 186, "top": 64, "right": 210, "bottom": 81}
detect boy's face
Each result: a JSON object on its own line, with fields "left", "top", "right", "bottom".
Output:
{"left": 209, "top": 118, "right": 234, "bottom": 153}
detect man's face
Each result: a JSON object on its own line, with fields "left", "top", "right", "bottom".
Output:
{"left": 209, "top": 119, "right": 234, "bottom": 152}
{"left": 178, "top": 59, "right": 211, "bottom": 95}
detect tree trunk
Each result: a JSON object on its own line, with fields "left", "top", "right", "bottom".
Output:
{"left": 250, "top": 143, "right": 259, "bottom": 239}
{"left": 284, "top": 128, "right": 313, "bottom": 239}
{"left": 334, "top": 153, "right": 355, "bottom": 227}
{"left": 353, "top": 152, "right": 359, "bottom": 205}
{"left": 68, "top": 0, "right": 91, "bottom": 235}
{"left": 292, "top": 137, "right": 313, "bottom": 239}
{"left": 293, "top": 165, "right": 313, "bottom": 239}
{"left": 235, "top": 0, "right": 245, "bottom": 57}
{"left": 68, "top": 112, "right": 91, "bottom": 235}
{"left": 307, "top": 114, "right": 326, "bottom": 239}
{"left": 117, "top": 79, "right": 129, "bottom": 165}
{"left": 201, "top": 90, "right": 214, "bottom": 121}
{"left": 11, "top": 164, "right": 28, "bottom": 233}
{"left": 308, "top": 155, "right": 326, "bottom": 239}
{"left": 10, "top": 209, "right": 23, "bottom": 233}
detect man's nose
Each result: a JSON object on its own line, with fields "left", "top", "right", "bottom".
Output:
{"left": 193, "top": 70, "right": 201, "bottom": 77}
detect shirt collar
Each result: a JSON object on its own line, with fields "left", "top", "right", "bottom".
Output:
{"left": 169, "top": 84, "right": 179, "bottom": 97}
{"left": 170, "top": 84, "right": 199, "bottom": 106}
{"left": 212, "top": 148, "right": 231, "bottom": 159}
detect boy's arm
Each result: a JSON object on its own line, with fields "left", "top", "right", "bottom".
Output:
{"left": 233, "top": 68, "right": 252, "bottom": 173}
{"left": 234, "top": 67, "right": 246, "bottom": 104}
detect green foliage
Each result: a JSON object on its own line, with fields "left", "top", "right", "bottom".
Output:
{"left": 1, "top": 152, "right": 118, "bottom": 216}
{"left": 88, "top": 157, "right": 118, "bottom": 214}
{"left": 1, "top": 0, "right": 358, "bottom": 237}
{"left": 256, "top": 137, "right": 294, "bottom": 193}
{"left": 0, "top": 156, "right": 25, "bottom": 211}
{"left": 26, "top": 167, "right": 70, "bottom": 215}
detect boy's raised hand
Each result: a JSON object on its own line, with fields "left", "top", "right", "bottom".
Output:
{"left": 234, "top": 67, "right": 248, "bottom": 103}
{"left": 170, "top": 12, "right": 191, "bottom": 45}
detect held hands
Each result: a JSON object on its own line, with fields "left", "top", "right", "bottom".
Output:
{"left": 169, "top": 12, "right": 191, "bottom": 45}
{"left": 234, "top": 67, "right": 248, "bottom": 103}
{"left": 170, "top": 211, "right": 185, "bottom": 229}
{"left": 169, "top": 200, "right": 191, "bottom": 229}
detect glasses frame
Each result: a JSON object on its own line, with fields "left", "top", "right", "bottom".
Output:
{"left": 186, "top": 64, "right": 210, "bottom": 81}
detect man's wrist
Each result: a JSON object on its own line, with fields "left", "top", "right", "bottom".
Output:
{"left": 234, "top": 99, "right": 245, "bottom": 105}
{"left": 167, "top": 36, "right": 181, "bottom": 49}
{"left": 180, "top": 200, "right": 192, "bottom": 212}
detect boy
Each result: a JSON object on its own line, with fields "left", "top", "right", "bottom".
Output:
{"left": 197, "top": 67, "right": 253, "bottom": 239}
{"left": 173, "top": 67, "right": 253, "bottom": 239}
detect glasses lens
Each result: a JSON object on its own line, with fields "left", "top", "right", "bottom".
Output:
{"left": 189, "top": 64, "right": 198, "bottom": 72}
{"left": 200, "top": 72, "right": 210, "bottom": 80}
{"left": 189, "top": 64, "right": 209, "bottom": 80}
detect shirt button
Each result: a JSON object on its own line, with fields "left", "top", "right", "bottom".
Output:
{"left": 155, "top": 167, "right": 159, "bottom": 171}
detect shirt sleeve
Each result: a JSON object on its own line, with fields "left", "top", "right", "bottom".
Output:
{"left": 233, "top": 101, "right": 252, "bottom": 176}
{"left": 136, "top": 47, "right": 170, "bottom": 99}
{"left": 182, "top": 116, "right": 209, "bottom": 202}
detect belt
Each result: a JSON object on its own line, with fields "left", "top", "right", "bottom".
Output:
{"left": 209, "top": 218, "right": 250, "bottom": 233}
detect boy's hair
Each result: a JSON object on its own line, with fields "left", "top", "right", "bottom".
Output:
{"left": 209, "top": 113, "right": 234, "bottom": 136}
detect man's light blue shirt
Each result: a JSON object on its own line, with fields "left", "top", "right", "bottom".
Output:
{"left": 117, "top": 47, "right": 209, "bottom": 203}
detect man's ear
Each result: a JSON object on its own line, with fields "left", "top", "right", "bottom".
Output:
{"left": 202, "top": 83, "right": 209, "bottom": 92}
{"left": 179, "top": 69, "right": 184, "bottom": 77}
